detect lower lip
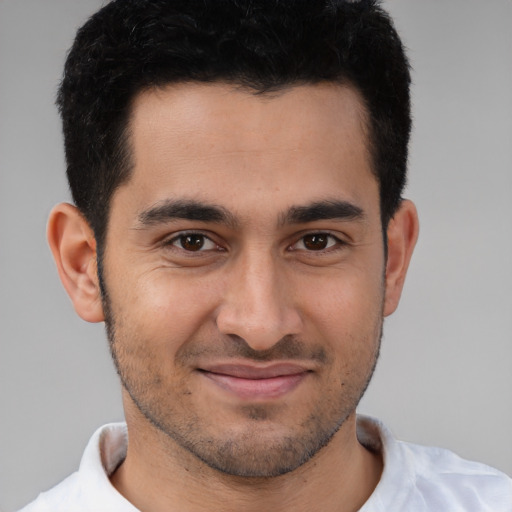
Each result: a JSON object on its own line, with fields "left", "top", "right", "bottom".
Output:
{"left": 201, "top": 371, "right": 308, "bottom": 400}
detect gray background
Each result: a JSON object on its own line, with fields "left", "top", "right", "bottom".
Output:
{"left": 1, "top": 0, "right": 511, "bottom": 510}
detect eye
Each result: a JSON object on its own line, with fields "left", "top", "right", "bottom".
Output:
{"left": 169, "top": 233, "right": 219, "bottom": 252}
{"left": 292, "top": 233, "right": 341, "bottom": 251}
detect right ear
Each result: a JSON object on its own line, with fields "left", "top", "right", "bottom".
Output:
{"left": 47, "top": 203, "right": 105, "bottom": 323}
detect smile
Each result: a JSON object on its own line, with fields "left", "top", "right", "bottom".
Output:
{"left": 198, "top": 363, "right": 311, "bottom": 400}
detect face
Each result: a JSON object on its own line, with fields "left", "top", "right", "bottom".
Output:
{"left": 102, "top": 83, "right": 386, "bottom": 477}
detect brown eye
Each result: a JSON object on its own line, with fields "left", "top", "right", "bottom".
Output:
{"left": 167, "top": 232, "right": 220, "bottom": 253}
{"left": 302, "top": 233, "right": 330, "bottom": 251}
{"left": 179, "top": 234, "right": 206, "bottom": 251}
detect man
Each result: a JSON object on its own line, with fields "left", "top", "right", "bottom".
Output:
{"left": 18, "top": 0, "right": 512, "bottom": 511}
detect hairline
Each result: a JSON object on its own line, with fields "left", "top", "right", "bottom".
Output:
{"left": 94, "top": 78, "right": 389, "bottom": 267}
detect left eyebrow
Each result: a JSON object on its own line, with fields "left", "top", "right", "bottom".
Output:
{"left": 281, "top": 199, "right": 366, "bottom": 226}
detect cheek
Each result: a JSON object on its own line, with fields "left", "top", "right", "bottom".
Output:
{"left": 109, "top": 268, "right": 222, "bottom": 348}
{"left": 301, "top": 266, "right": 384, "bottom": 323}
{"left": 296, "top": 267, "right": 384, "bottom": 356}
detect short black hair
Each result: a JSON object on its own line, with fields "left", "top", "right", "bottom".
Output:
{"left": 57, "top": 0, "right": 411, "bottom": 250}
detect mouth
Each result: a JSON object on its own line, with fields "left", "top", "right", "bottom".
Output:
{"left": 198, "top": 363, "right": 312, "bottom": 400}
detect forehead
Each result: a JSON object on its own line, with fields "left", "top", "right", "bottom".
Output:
{"left": 129, "top": 82, "right": 370, "bottom": 161}
{"left": 118, "top": 82, "right": 377, "bottom": 223}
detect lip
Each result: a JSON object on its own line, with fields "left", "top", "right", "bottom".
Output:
{"left": 198, "top": 363, "right": 311, "bottom": 400}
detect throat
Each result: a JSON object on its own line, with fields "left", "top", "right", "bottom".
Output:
{"left": 110, "top": 415, "right": 383, "bottom": 512}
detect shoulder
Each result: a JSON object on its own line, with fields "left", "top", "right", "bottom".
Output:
{"left": 400, "top": 440, "right": 512, "bottom": 511}
{"left": 357, "top": 416, "right": 512, "bottom": 512}
{"left": 17, "top": 423, "right": 135, "bottom": 512}
{"left": 17, "top": 472, "right": 81, "bottom": 512}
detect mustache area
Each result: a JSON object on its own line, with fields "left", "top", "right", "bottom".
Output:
{"left": 175, "top": 334, "right": 329, "bottom": 367}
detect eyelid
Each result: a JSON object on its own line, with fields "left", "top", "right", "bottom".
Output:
{"left": 164, "top": 230, "right": 225, "bottom": 252}
{"left": 288, "top": 232, "right": 348, "bottom": 252}
{"left": 160, "top": 229, "right": 348, "bottom": 253}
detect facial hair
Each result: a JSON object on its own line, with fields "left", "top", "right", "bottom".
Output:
{"left": 101, "top": 282, "right": 383, "bottom": 478}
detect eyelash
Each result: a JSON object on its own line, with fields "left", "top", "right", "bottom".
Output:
{"left": 164, "top": 231, "right": 224, "bottom": 253}
{"left": 289, "top": 232, "right": 345, "bottom": 253}
{"left": 163, "top": 231, "right": 347, "bottom": 254}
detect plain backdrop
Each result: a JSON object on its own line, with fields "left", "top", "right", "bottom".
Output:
{"left": 1, "top": 1, "right": 511, "bottom": 510}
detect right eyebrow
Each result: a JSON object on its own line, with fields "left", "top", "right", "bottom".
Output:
{"left": 136, "top": 199, "right": 238, "bottom": 228}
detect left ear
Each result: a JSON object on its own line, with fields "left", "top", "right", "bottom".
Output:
{"left": 383, "top": 199, "right": 419, "bottom": 317}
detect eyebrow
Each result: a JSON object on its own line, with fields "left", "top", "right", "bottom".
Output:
{"left": 281, "top": 199, "right": 365, "bottom": 225}
{"left": 137, "top": 199, "right": 238, "bottom": 228}
{"left": 136, "top": 198, "right": 365, "bottom": 229}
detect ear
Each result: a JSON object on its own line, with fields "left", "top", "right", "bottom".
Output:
{"left": 47, "top": 203, "right": 105, "bottom": 323}
{"left": 383, "top": 199, "right": 419, "bottom": 317}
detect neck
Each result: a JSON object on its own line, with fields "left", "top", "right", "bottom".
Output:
{"left": 110, "top": 409, "right": 382, "bottom": 512}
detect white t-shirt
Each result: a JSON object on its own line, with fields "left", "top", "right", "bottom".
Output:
{"left": 19, "top": 416, "right": 512, "bottom": 511}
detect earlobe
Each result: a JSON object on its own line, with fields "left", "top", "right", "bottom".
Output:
{"left": 47, "top": 203, "right": 105, "bottom": 323}
{"left": 383, "top": 199, "right": 419, "bottom": 317}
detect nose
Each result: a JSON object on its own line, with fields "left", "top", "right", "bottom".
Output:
{"left": 215, "top": 250, "right": 303, "bottom": 351}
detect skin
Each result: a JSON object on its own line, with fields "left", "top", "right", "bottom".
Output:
{"left": 48, "top": 83, "right": 418, "bottom": 512}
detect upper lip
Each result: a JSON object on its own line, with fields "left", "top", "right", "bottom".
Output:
{"left": 199, "top": 363, "right": 312, "bottom": 379}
